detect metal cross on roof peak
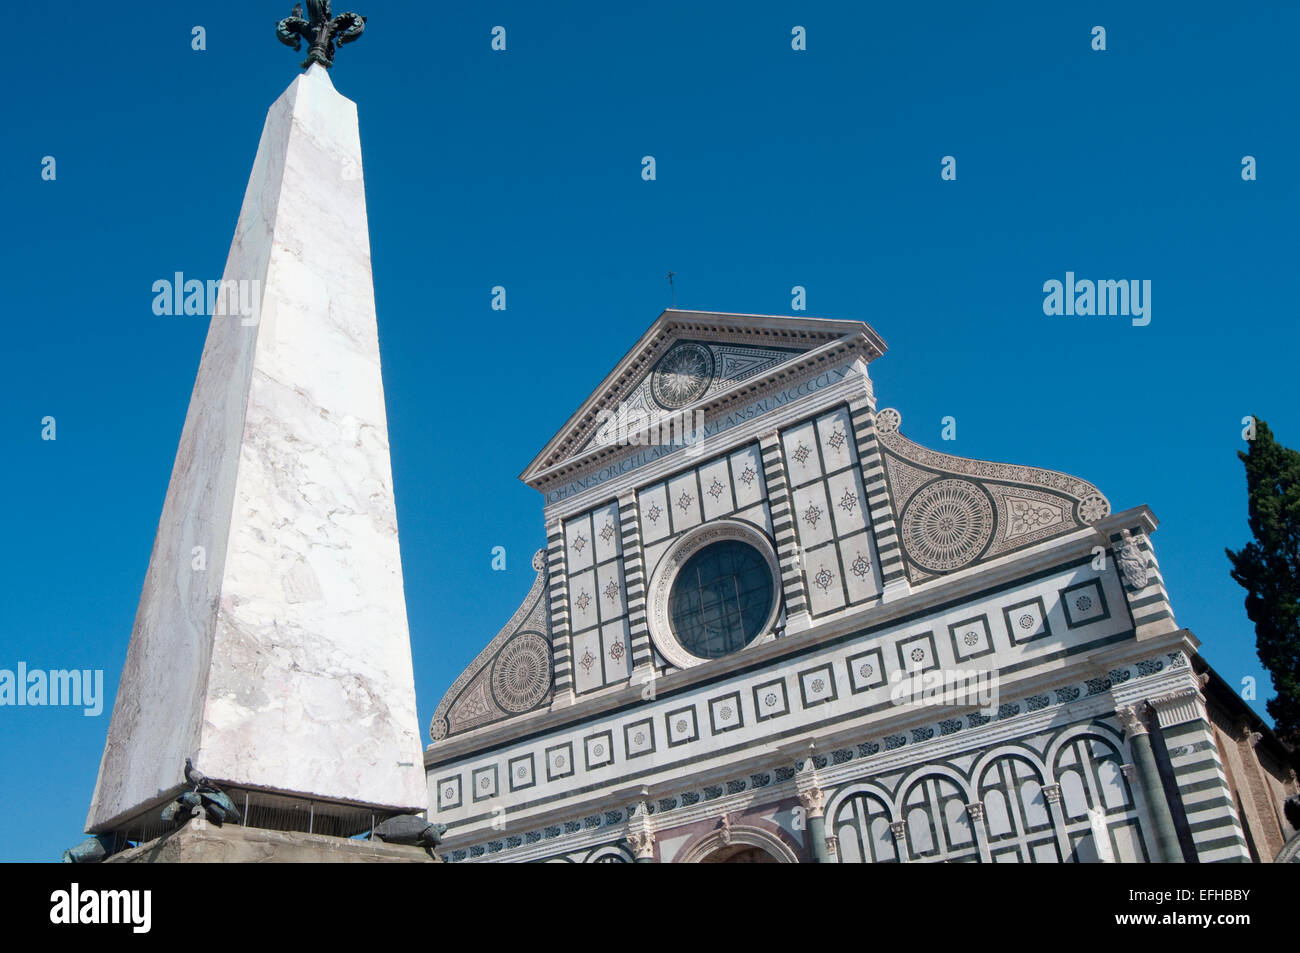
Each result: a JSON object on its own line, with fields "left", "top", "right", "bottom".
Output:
{"left": 276, "top": 0, "right": 366, "bottom": 70}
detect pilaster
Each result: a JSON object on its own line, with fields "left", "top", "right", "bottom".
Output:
{"left": 1041, "top": 784, "right": 1073, "bottom": 861}
{"left": 890, "top": 820, "right": 910, "bottom": 863}
{"left": 759, "top": 431, "right": 811, "bottom": 634}
{"left": 965, "top": 802, "right": 992, "bottom": 863}
{"left": 1111, "top": 526, "right": 1177, "bottom": 639}
{"left": 847, "top": 398, "right": 909, "bottom": 600}
{"left": 618, "top": 490, "right": 654, "bottom": 674}
{"left": 546, "top": 517, "right": 576, "bottom": 704}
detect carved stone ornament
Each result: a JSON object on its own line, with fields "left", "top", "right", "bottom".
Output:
{"left": 875, "top": 408, "right": 901, "bottom": 434}
{"left": 1237, "top": 720, "right": 1263, "bottom": 748}
{"left": 1115, "top": 528, "right": 1150, "bottom": 589}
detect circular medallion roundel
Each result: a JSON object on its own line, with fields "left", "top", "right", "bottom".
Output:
{"left": 650, "top": 342, "right": 715, "bottom": 410}
{"left": 491, "top": 632, "right": 551, "bottom": 714}
{"left": 875, "top": 408, "right": 901, "bottom": 434}
{"left": 901, "top": 478, "right": 994, "bottom": 573}
{"left": 1078, "top": 493, "right": 1110, "bottom": 524}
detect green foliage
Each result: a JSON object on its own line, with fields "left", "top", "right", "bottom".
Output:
{"left": 1227, "top": 419, "right": 1300, "bottom": 747}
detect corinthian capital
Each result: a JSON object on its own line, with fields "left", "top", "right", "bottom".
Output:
{"left": 1116, "top": 703, "right": 1149, "bottom": 737}
{"left": 625, "top": 830, "right": 655, "bottom": 860}
{"left": 799, "top": 786, "right": 826, "bottom": 818}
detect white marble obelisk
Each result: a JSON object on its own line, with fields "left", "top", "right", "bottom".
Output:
{"left": 87, "top": 65, "right": 426, "bottom": 833}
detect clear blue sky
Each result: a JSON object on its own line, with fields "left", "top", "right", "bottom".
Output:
{"left": 1, "top": 1, "right": 1295, "bottom": 861}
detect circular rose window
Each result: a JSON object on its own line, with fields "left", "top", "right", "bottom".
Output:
{"left": 668, "top": 540, "right": 774, "bottom": 660}
{"left": 647, "top": 521, "right": 782, "bottom": 669}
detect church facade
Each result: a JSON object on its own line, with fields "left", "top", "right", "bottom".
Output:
{"left": 424, "top": 310, "right": 1297, "bottom": 863}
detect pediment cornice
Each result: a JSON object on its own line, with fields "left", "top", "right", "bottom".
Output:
{"left": 520, "top": 310, "right": 886, "bottom": 490}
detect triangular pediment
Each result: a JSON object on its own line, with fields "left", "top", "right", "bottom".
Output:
{"left": 520, "top": 310, "right": 886, "bottom": 487}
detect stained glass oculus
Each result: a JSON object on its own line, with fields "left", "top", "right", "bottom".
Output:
{"left": 668, "top": 540, "right": 774, "bottom": 660}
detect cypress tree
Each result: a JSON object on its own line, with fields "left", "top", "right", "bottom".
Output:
{"left": 1226, "top": 419, "right": 1300, "bottom": 747}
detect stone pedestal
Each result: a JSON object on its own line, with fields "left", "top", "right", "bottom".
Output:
{"left": 87, "top": 65, "right": 426, "bottom": 835}
{"left": 106, "top": 819, "right": 437, "bottom": 864}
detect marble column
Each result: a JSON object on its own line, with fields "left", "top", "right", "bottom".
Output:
{"left": 795, "top": 750, "right": 829, "bottom": 863}
{"left": 800, "top": 786, "right": 829, "bottom": 863}
{"left": 1118, "top": 704, "right": 1182, "bottom": 863}
{"left": 87, "top": 65, "right": 426, "bottom": 833}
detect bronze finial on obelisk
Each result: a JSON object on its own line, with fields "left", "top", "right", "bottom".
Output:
{"left": 276, "top": 0, "right": 367, "bottom": 69}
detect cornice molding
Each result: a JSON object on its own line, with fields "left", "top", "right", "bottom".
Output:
{"left": 521, "top": 310, "right": 886, "bottom": 489}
